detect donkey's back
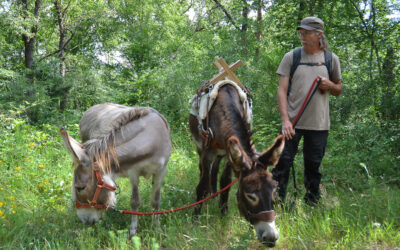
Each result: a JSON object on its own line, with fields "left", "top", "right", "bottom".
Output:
{"left": 80, "top": 103, "right": 168, "bottom": 142}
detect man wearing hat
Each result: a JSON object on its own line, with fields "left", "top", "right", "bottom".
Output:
{"left": 272, "top": 17, "right": 342, "bottom": 205}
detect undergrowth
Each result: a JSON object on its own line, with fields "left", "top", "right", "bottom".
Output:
{"left": 0, "top": 108, "right": 399, "bottom": 249}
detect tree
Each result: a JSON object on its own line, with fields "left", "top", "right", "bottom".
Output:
{"left": 255, "top": 0, "right": 263, "bottom": 60}
{"left": 20, "top": 0, "right": 42, "bottom": 82}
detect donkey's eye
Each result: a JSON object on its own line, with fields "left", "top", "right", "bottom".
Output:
{"left": 244, "top": 192, "right": 259, "bottom": 205}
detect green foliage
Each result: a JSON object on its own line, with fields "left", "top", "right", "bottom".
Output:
{"left": 0, "top": 108, "right": 75, "bottom": 246}
{"left": 0, "top": 61, "right": 107, "bottom": 124}
{"left": 323, "top": 115, "right": 400, "bottom": 191}
{"left": 0, "top": 0, "right": 399, "bottom": 248}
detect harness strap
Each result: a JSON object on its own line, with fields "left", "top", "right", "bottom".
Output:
{"left": 75, "top": 163, "right": 116, "bottom": 209}
{"left": 248, "top": 210, "right": 275, "bottom": 223}
{"left": 75, "top": 200, "right": 111, "bottom": 210}
{"left": 93, "top": 163, "right": 117, "bottom": 191}
{"left": 200, "top": 94, "right": 225, "bottom": 150}
{"left": 210, "top": 138, "right": 224, "bottom": 150}
{"left": 201, "top": 128, "right": 224, "bottom": 150}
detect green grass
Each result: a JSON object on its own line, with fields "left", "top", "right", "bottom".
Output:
{"left": 1, "top": 117, "right": 399, "bottom": 249}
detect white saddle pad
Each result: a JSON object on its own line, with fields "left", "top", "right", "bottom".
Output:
{"left": 190, "top": 79, "right": 252, "bottom": 127}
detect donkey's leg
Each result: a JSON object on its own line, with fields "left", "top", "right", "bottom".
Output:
{"left": 129, "top": 173, "right": 141, "bottom": 238}
{"left": 194, "top": 150, "right": 214, "bottom": 215}
{"left": 219, "top": 161, "right": 232, "bottom": 215}
{"left": 151, "top": 166, "right": 166, "bottom": 232}
{"left": 210, "top": 156, "right": 222, "bottom": 194}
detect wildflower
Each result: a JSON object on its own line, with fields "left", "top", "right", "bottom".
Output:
{"left": 12, "top": 210, "right": 16, "bottom": 214}
{"left": 39, "top": 164, "right": 45, "bottom": 169}
{"left": 7, "top": 185, "right": 11, "bottom": 188}
{"left": 0, "top": 202, "right": 4, "bottom": 207}
{"left": 39, "top": 180, "right": 49, "bottom": 188}
{"left": 43, "top": 218, "right": 45, "bottom": 222}
{"left": 16, "top": 166, "right": 21, "bottom": 171}
{"left": 0, "top": 210, "right": 3, "bottom": 217}
{"left": 29, "top": 142, "right": 35, "bottom": 147}
{"left": 373, "top": 222, "right": 381, "bottom": 228}
{"left": 10, "top": 196, "right": 14, "bottom": 201}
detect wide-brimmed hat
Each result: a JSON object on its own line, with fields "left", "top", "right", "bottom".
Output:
{"left": 297, "top": 16, "right": 324, "bottom": 31}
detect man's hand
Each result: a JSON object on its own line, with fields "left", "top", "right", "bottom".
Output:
{"left": 282, "top": 119, "right": 295, "bottom": 140}
{"left": 278, "top": 75, "right": 295, "bottom": 140}
{"left": 318, "top": 76, "right": 331, "bottom": 93}
{"left": 318, "top": 75, "right": 342, "bottom": 96}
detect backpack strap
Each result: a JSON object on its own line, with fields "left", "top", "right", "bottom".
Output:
{"left": 287, "top": 48, "right": 332, "bottom": 96}
{"left": 324, "top": 50, "right": 333, "bottom": 80}
{"left": 288, "top": 48, "right": 302, "bottom": 96}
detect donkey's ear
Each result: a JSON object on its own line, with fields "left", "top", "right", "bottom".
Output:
{"left": 258, "top": 135, "right": 285, "bottom": 168}
{"left": 227, "top": 136, "right": 252, "bottom": 171}
{"left": 59, "top": 128, "right": 91, "bottom": 167}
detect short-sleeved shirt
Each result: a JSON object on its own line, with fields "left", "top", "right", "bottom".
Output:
{"left": 276, "top": 48, "right": 341, "bottom": 130}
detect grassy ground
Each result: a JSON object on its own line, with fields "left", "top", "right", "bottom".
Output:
{"left": 0, "top": 118, "right": 399, "bottom": 249}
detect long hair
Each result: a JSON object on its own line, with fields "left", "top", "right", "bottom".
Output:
{"left": 319, "top": 31, "right": 329, "bottom": 50}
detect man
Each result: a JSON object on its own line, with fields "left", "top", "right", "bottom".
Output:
{"left": 272, "top": 16, "right": 342, "bottom": 205}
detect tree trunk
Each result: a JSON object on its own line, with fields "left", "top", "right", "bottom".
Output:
{"left": 54, "top": 0, "right": 66, "bottom": 77}
{"left": 54, "top": 0, "right": 68, "bottom": 111}
{"left": 21, "top": 0, "right": 42, "bottom": 82}
{"left": 255, "top": 0, "right": 262, "bottom": 60}
{"left": 298, "top": 0, "right": 305, "bottom": 23}
{"left": 23, "top": 37, "right": 35, "bottom": 70}
{"left": 241, "top": 0, "right": 249, "bottom": 57}
{"left": 380, "top": 47, "right": 396, "bottom": 120}
{"left": 370, "top": 0, "right": 381, "bottom": 75}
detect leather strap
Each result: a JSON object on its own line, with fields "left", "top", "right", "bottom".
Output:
{"left": 75, "top": 162, "right": 116, "bottom": 210}
{"left": 248, "top": 210, "right": 275, "bottom": 222}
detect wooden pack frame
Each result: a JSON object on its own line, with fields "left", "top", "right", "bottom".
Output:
{"left": 200, "top": 58, "right": 250, "bottom": 96}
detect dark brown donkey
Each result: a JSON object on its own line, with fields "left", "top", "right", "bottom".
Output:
{"left": 189, "top": 84, "right": 284, "bottom": 247}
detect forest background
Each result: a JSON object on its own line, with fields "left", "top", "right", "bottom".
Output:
{"left": 0, "top": 0, "right": 399, "bottom": 249}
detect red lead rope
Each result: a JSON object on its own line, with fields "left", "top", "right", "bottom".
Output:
{"left": 292, "top": 77, "right": 322, "bottom": 128}
{"left": 113, "top": 179, "right": 239, "bottom": 215}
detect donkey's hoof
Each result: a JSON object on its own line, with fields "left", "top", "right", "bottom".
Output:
{"left": 156, "top": 225, "right": 164, "bottom": 234}
{"left": 129, "top": 228, "right": 138, "bottom": 239}
{"left": 193, "top": 206, "right": 201, "bottom": 217}
{"left": 221, "top": 207, "right": 229, "bottom": 216}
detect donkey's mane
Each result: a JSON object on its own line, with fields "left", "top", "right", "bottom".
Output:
{"left": 82, "top": 106, "right": 153, "bottom": 173}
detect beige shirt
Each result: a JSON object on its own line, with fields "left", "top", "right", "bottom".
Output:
{"left": 277, "top": 48, "right": 341, "bottom": 130}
